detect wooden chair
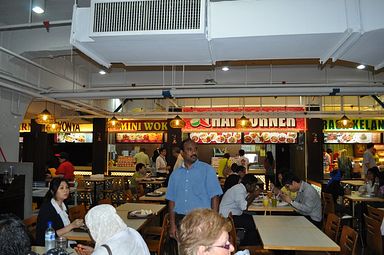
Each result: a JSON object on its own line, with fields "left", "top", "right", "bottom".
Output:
{"left": 144, "top": 213, "right": 169, "bottom": 255}
{"left": 324, "top": 213, "right": 341, "bottom": 242}
{"left": 68, "top": 204, "right": 86, "bottom": 221}
{"left": 75, "top": 176, "right": 93, "bottom": 206}
{"left": 364, "top": 213, "right": 383, "bottom": 255}
{"left": 322, "top": 192, "right": 352, "bottom": 229}
{"left": 367, "top": 204, "right": 384, "bottom": 222}
{"left": 339, "top": 225, "right": 358, "bottom": 255}
{"left": 227, "top": 213, "right": 273, "bottom": 255}
{"left": 23, "top": 215, "right": 38, "bottom": 244}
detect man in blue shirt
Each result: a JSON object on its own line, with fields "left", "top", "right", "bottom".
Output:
{"left": 166, "top": 138, "right": 223, "bottom": 239}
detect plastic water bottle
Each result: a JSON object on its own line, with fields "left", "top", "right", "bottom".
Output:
{"left": 45, "top": 221, "right": 55, "bottom": 252}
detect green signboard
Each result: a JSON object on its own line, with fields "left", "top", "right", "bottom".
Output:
{"left": 323, "top": 119, "right": 384, "bottom": 131}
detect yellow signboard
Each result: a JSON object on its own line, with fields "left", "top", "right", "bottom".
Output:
{"left": 19, "top": 122, "right": 93, "bottom": 133}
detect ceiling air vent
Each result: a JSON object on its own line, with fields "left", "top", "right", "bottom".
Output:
{"left": 91, "top": 0, "right": 205, "bottom": 35}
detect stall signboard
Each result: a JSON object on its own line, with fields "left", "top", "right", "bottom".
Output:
{"left": 324, "top": 132, "right": 381, "bottom": 144}
{"left": 108, "top": 120, "right": 168, "bottom": 132}
{"left": 183, "top": 117, "right": 305, "bottom": 132}
{"left": 243, "top": 132, "right": 297, "bottom": 144}
{"left": 19, "top": 122, "right": 93, "bottom": 133}
{"left": 323, "top": 119, "right": 384, "bottom": 131}
{"left": 116, "top": 132, "right": 163, "bottom": 143}
{"left": 55, "top": 133, "right": 93, "bottom": 143}
{"left": 190, "top": 132, "right": 241, "bottom": 144}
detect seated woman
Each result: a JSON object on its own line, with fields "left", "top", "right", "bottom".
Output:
{"left": 75, "top": 204, "right": 150, "bottom": 255}
{"left": 178, "top": 208, "right": 235, "bottom": 255}
{"left": 358, "top": 167, "right": 379, "bottom": 195}
{"left": 36, "top": 177, "right": 84, "bottom": 246}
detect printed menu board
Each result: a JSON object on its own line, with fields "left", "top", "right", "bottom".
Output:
{"left": 116, "top": 133, "right": 163, "bottom": 143}
{"left": 189, "top": 132, "right": 241, "bottom": 144}
{"left": 324, "top": 132, "right": 380, "bottom": 144}
{"left": 243, "top": 132, "right": 297, "bottom": 144}
{"left": 56, "top": 133, "right": 93, "bottom": 143}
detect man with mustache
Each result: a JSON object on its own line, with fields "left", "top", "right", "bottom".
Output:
{"left": 166, "top": 138, "right": 223, "bottom": 239}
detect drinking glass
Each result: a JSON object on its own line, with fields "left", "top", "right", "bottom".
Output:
{"left": 262, "top": 197, "right": 269, "bottom": 207}
{"left": 55, "top": 236, "right": 68, "bottom": 249}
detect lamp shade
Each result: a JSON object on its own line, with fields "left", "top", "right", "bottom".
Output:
{"left": 236, "top": 115, "right": 252, "bottom": 128}
{"left": 170, "top": 115, "right": 185, "bottom": 129}
{"left": 107, "top": 116, "right": 122, "bottom": 129}
{"left": 35, "top": 109, "right": 55, "bottom": 125}
{"left": 32, "top": 0, "right": 45, "bottom": 14}
{"left": 336, "top": 115, "right": 353, "bottom": 129}
{"left": 45, "top": 122, "right": 61, "bottom": 133}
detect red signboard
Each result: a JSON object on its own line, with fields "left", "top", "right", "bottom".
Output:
{"left": 243, "top": 132, "right": 297, "bottom": 144}
{"left": 189, "top": 132, "right": 242, "bottom": 144}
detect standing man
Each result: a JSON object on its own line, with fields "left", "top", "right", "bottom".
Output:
{"left": 134, "top": 148, "right": 150, "bottom": 166}
{"left": 363, "top": 143, "right": 376, "bottom": 175}
{"left": 54, "top": 152, "right": 75, "bottom": 181}
{"left": 166, "top": 139, "right": 223, "bottom": 239}
{"left": 280, "top": 172, "right": 322, "bottom": 227}
{"left": 155, "top": 147, "right": 170, "bottom": 177}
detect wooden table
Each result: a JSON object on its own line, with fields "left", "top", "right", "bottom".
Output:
{"left": 32, "top": 246, "right": 75, "bottom": 254}
{"left": 253, "top": 215, "right": 340, "bottom": 252}
{"left": 64, "top": 202, "right": 166, "bottom": 242}
{"left": 248, "top": 202, "right": 294, "bottom": 214}
{"left": 139, "top": 187, "right": 167, "bottom": 203}
{"left": 344, "top": 194, "right": 384, "bottom": 218}
{"left": 341, "top": 180, "right": 365, "bottom": 188}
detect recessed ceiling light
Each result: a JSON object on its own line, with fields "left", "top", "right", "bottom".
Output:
{"left": 356, "top": 64, "right": 366, "bottom": 70}
{"left": 222, "top": 66, "right": 229, "bottom": 71}
{"left": 99, "top": 70, "right": 106, "bottom": 75}
{"left": 32, "top": 0, "right": 45, "bottom": 14}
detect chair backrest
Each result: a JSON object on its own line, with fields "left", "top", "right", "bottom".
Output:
{"left": 367, "top": 205, "right": 384, "bottom": 222}
{"left": 158, "top": 213, "right": 170, "bottom": 255}
{"left": 98, "top": 198, "right": 112, "bottom": 205}
{"left": 364, "top": 213, "right": 383, "bottom": 255}
{"left": 324, "top": 213, "right": 341, "bottom": 242}
{"left": 322, "top": 192, "right": 335, "bottom": 216}
{"left": 23, "top": 215, "right": 38, "bottom": 244}
{"left": 227, "top": 212, "right": 238, "bottom": 252}
{"left": 339, "top": 225, "right": 358, "bottom": 255}
{"left": 68, "top": 204, "right": 86, "bottom": 221}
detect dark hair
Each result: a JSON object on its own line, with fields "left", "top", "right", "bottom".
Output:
{"left": 44, "top": 177, "right": 69, "bottom": 202}
{"left": 136, "top": 163, "right": 145, "bottom": 172}
{"left": 239, "top": 149, "right": 245, "bottom": 156}
{"left": 139, "top": 148, "right": 146, "bottom": 153}
{"left": 231, "top": 163, "right": 238, "bottom": 172}
{"left": 241, "top": 173, "right": 258, "bottom": 186}
{"left": 326, "top": 148, "right": 333, "bottom": 154}
{"left": 0, "top": 214, "right": 31, "bottom": 255}
{"left": 236, "top": 165, "right": 246, "bottom": 173}
{"left": 223, "top": 153, "right": 230, "bottom": 159}
{"left": 159, "top": 147, "right": 166, "bottom": 153}
{"left": 152, "top": 148, "right": 160, "bottom": 162}
{"left": 282, "top": 172, "right": 301, "bottom": 185}
{"left": 367, "top": 143, "right": 374, "bottom": 149}
{"left": 266, "top": 151, "right": 274, "bottom": 165}
{"left": 180, "top": 138, "right": 194, "bottom": 151}
{"left": 172, "top": 147, "right": 181, "bottom": 154}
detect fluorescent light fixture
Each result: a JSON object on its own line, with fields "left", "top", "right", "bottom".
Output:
{"left": 222, "top": 66, "right": 229, "bottom": 71}
{"left": 99, "top": 70, "right": 106, "bottom": 75}
{"left": 356, "top": 64, "right": 365, "bottom": 70}
{"left": 32, "top": 0, "right": 45, "bottom": 14}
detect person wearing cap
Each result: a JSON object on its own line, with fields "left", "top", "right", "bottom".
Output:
{"left": 55, "top": 152, "right": 75, "bottom": 181}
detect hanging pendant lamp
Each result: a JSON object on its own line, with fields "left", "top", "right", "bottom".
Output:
{"left": 107, "top": 116, "right": 122, "bottom": 129}
{"left": 336, "top": 115, "right": 353, "bottom": 129}
{"left": 45, "top": 122, "right": 61, "bottom": 133}
{"left": 36, "top": 102, "right": 55, "bottom": 125}
{"left": 236, "top": 115, "right": 252, "bottom": 128}
{"left": 170, "top": 115, "right": 185, "bottom": 129}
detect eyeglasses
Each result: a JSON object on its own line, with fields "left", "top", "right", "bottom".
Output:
{"left": 208, "top": 240, "right": 232, "bottom": 250}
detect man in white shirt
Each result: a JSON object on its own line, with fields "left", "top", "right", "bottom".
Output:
{"left": 156, "top": 147, "right": 169, "bottom": 177}
{"left": 219, "top": 174, "right": 261, "bottom": 245}
{"left": 363, "top": 143, "right": 376, "bottom": 174}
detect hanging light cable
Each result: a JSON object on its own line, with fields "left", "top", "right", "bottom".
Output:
{"left": 336, "top": 96, "right": 353, "bottom": 128}
{"left": 236, "top": 97, "right": 251, "bottom": 128}
{"left": 36, "top": 101, "right": 55, "bottom": 125}
{"left": 45, "top": 104, "right": 61, "bottom": 133}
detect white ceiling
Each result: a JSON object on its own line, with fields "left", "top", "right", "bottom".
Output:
{"left": 0, "top": 0, "right": 384, "bottom": 119}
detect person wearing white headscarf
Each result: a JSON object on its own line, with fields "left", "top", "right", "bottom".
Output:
{"left": 75, "top": 204, "right": 150, "bottom": 255}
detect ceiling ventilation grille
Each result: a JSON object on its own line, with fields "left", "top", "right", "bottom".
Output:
{"left": 92, "top": 0, "right": 202, "bottom": 33}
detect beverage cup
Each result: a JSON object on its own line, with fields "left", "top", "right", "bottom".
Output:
{"left": 55, "top": 236, "right": 68, "bottom": 249}
{"left": 271, "top": 198, "right": 278, "bottom": 207}
{"left": 262, "top": 197, "right": 269, "bottom": 207}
